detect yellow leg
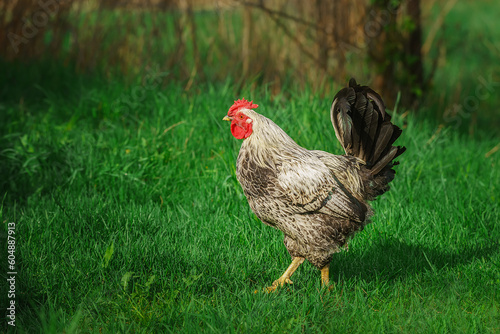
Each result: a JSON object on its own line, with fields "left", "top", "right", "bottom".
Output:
{"left": 321, "top": 264, "right": 332, "bottom": 289}
{"left": 266, "top": 257, "right": 305, "bottom": 292}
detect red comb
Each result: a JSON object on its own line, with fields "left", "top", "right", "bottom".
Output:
{"left": 228, "top": 99, "right": 258, "bottom": 116}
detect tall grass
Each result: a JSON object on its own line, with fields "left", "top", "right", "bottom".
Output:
{"left": 0, "top": 62, "right": 499, "bottom": 333}
{"left": 3, "top": 0, "right": 499, "bottom": 132}
{"left": 422, "top": 0, "right": 500, "bottom": 134}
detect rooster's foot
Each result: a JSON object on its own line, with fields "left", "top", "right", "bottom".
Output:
{"left": 257, "top": 257, "right": 305, "bottom": 293}
{"left": 265, "top": 277, "right": 293, "bottom": 292}
{"left": 320, "top": 264, "right": 334, "bottom": 291}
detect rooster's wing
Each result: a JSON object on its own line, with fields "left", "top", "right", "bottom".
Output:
{"left": 276, "top": 154, "right": 367, "bottom": 223}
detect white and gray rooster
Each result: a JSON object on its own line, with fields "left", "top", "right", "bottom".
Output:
{"left": 223, "top": 79, "right": 406, "bottom": 291}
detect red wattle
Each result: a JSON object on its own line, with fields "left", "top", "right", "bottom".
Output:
{"left": 231, "top": 121, "right": 252, "bottom": 139}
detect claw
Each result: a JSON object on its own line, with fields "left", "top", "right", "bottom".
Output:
{"left": 265, "top": 277, "right": 294, "bottom": 292}
{"left": 257, "top": 257, "right": 304, "bottom": 293}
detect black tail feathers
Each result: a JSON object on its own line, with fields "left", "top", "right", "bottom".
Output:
{"left": 331, "top": 78, "right": 406, "bottom": 175}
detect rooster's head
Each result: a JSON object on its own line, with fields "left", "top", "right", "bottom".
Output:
{"left": 223, "top": 99, "right": 258, "bottom": 139}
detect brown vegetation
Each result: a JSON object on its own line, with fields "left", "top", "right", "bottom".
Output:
{"left": 1, "top": 0, "right": 439, "bottom": 107}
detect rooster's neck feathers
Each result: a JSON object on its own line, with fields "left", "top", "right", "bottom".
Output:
{"left": 240, "top": 110, "right": 305, "bottom": 169}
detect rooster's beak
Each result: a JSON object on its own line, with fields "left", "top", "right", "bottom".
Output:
{"left": 223, "top": 116, "right": 232, "bottom": 121}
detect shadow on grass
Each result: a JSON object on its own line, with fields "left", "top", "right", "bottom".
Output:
{"left": 0, "top": 61, "right": 100, "bottom": 205}
{"left": 330, "top": 239, "right": 499, "bottom": 283}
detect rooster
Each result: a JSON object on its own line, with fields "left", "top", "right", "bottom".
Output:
{"left": 223, "top": 79, "right": 405, "bottom": 291}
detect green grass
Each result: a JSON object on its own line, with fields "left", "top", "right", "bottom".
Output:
{"left": 423, "top": 0, "right": 500, "bottom": 133}
{"left": 0, "top": 62, "right": 499, "bottom": 333}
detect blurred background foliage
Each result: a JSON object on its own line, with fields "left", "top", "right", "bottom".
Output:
{"left": 0, "top": 0, "right": 499, "bottom": 133}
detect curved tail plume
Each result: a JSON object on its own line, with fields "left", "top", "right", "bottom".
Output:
{"left": 331, "top": 78, "right": 406, "bottom": 175}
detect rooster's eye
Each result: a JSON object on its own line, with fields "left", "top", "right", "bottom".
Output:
{"left": 239, "top": 115, "right": 244, "bottom": 119}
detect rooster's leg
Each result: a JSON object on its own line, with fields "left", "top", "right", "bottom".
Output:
{"left": 266, "top": 256, "right": 305, "bottom": 292}
{"left": 320, "top": 265, "right": 330, "bottom": 287}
